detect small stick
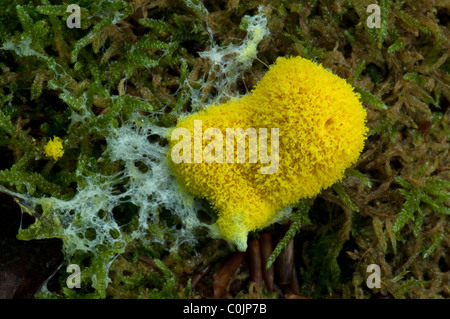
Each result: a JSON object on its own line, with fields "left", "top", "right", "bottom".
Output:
{"left": 213, "top": 252, "right": 246, "bottom": 298}
{"left": 276, "top": 238, "right": 294, "bottom": 285}
{"left": 190, "top": 265, "right": 210, "bottom": 290}
{"left": 260, "top": 232, "right": 274, "bottom": 291}
{"left": 249, "top": 238, "right": 263, "bottom": 289}
{"left": 289, "top": 261, "right": 301, "bottom": 295}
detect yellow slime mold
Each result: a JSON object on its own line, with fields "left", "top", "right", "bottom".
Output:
{"left": 168, "top": 56, "right": 368, "bottom": 251}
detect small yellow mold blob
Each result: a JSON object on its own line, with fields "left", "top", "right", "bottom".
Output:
{"left": 168, "top": 56, "right": 368, "bottom": 251}
{"left": 44, "top": 136, "right": 64, "bottom": 161}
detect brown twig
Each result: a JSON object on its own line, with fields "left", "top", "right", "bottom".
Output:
{"left": 249, "top": 238, "right": 263, "bottom": 290}
{"left": 212, "top": 252, "right": 246, "bottom": 298}
{"left": 276, "top": 238, "right": 294, "bottom": 286}
{"left": 259, "top": 232, "right": 275, "bottom": 291}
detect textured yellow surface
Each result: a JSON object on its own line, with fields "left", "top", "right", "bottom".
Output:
{"left": 44, "top": 136, "right": 64, "bottom": 161}
{"left": 168, "top": 56, "right": 368, "bottom": 250}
